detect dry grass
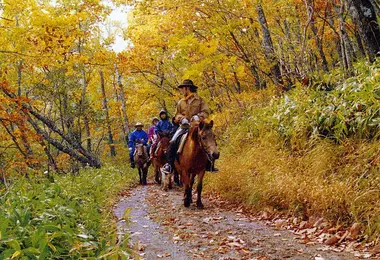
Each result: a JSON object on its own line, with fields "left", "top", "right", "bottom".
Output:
{"left": 205, "top": 128, "right": 380, "bottom": 239}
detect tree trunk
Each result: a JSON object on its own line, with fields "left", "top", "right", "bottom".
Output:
{"left": 80, "top": 70, "right": 92, "bottom": 153}
{"left": 100, "top": 71, "right": 116, "bottom": 157}
{"left": 0, "top": 86, "right": 101, "bottom": 168}
{"left": 338, "top": 1, "right": 353, "bottom": 70}
{"left": 116, "top": 68, "right": 130, "bottom": 144}
{"left": 350, "top": 0, "right": 380, "bottom": 61}
{"left": 256, "top": 3, "right": 283, "bottom": 92}
{"left": 369, "top": 0, "right": 380, "bottom": 16}
{"left": 304, "top": 0, "right": 329, "bottom": 72}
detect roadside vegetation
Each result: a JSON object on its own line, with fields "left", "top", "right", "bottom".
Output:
{"left": 207, "top": 60, "right": 380, "bottom": 240}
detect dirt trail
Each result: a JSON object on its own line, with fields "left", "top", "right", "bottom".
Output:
{"left": 114, "top": 183, "right": 359, "bottom": 260}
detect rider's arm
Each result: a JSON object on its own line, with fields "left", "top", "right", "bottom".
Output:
{"left": 198, "top": 98, "right": 211, "bottom": 119}
{"left": 174, "top": 100, "right": 185, "bottom": 123}
{"left": 155, "top": 121, "right": 161, "bottom": 134}
{"left": 142, "top": 132, "right": 149, "bottom": 145}
{"left": 128, "top": 132, "right": 135, "bottom": 149}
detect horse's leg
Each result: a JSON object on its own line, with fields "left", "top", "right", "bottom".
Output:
{"left": 174, "top": 169, "right": 182, "bottom": 186}
{"left": 155, "top": 166, "right": 161, "bottom": 184}
{"left": 138, "top": 168, "right": 142, "bottom": 185}
{"left": 168, "top": 172, "right": 173, "bottom": 189}
{"left": 189, "top": 173, "right": 195, "bottom": 204}
{"left": 143, "top": 167, "right": 148, "bottom": 185}
{"left": 196, "top": 171, "right": 206, "bottom": 209}
{"left": 181, "top": 169, "right": 192, "bottom": 207}
{"left": 184, "top": 184, "right": 192, "bottom": 207}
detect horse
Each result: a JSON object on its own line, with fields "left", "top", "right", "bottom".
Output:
{"left": 174, "top": 120, "right": 219, "bottom": 208}
{"left": 134, "top": 143, "right": 149, "bottom": 185}
{"left": 152, "top": 132, "right": 171, "bottom": 188}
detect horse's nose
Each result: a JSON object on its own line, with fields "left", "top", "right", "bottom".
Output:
{"left": 212, "top": 152, "right": 220, "bottom": 160}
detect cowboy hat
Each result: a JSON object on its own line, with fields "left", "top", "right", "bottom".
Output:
{"left": 151, "top": 117, "right": 159, "bottom": 123}
{"left": 135, "top": 122, "right": 144, "bottom": 127}
{"left": 178, "top": 79, "right": 198, "bottom": 89}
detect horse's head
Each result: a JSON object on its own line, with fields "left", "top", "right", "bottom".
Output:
{"left": 198, "top": 120, "right": 220, "bottom": 160}
{"left": 159, "top": 136, "right": 170, "bottom": 155}
{"left": 135, "top": 143, "right": 145, "bottom": 157}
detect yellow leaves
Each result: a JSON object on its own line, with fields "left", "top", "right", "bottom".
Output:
{"left": 235, "top": 65, "right": 246, "bottom": 78}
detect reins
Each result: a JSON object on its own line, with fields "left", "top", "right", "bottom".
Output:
{"left": 196, "top": 127, "right": 214, "bottom": 163}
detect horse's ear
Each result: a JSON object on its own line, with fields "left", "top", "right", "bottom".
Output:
{"left": 199, "top": 121, "right": 205, "bottom": 130}
{"left": 209, "top": 120, "right": 214, "bottom": 128}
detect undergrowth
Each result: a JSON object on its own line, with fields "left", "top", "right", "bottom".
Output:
{"left": 206, "top": 60, "right": 380, "bottom": 240}
{"left": 0, "top": 162, "right": 137, "bottom": 259}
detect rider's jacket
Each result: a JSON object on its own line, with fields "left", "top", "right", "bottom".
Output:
{"left": 155, "top": 119, "right": 174, "bottom": 135}
{"left": 128, "top": 130, "right": 148, "bottom": 149}
{"left": 175, "top": 93, "right": 210, "bottom": 120}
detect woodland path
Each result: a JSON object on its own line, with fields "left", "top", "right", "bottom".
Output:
{"left": 114, "top": 182, "right": 359, "bottom": 260}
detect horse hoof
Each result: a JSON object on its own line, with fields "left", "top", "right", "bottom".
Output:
{"left": 184, "top": 200, "right": 191, "bottom": 207}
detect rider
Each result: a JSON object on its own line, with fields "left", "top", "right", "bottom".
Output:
{"left": 128, "top": 122, "right": 148, "bottom": 168}
{"left": 148, "top": 117, "right": 159, "bottom": 144}
{"left": 150, "top": 110, "right": 174, "bottom": 160}
{"left": 155, "top": 110, "right": 174, "bottom": 136}
{"left": 161, "top": 79, "right": 218, "bottom": 173}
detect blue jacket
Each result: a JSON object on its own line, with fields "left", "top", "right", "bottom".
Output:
{"left": 128, "top": 130, "right": 148, "bottom": 149}
{"left": 155, "top": 119, "right": 173, "bottom": 134}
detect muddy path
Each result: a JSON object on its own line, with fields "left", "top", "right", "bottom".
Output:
{"left": 114, "top": 182, "right": 361, "bottom": 260}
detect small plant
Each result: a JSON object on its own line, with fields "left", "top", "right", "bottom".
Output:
{"left": 0, "top": 163, "right": 137, "bottom": 259}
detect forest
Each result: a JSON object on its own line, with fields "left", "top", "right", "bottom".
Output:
{"left": 0, "top": 0, "right": 379, "bottom": 258}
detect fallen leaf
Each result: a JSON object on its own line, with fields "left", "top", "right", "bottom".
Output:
{"left": 349, "top": 223, "right": 361, "bottom": 240}
{"left": 275, "top": 219, "right": 286, "bottom": 229}
{"left": 370, "top": 243, "right": 380, "bottom": 254}
{"left": 325, "top": 235, "right": 339, "bottom": 245}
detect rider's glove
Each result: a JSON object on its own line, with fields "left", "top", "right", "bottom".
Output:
{"left": 191, "top": 115, "right": 200, "bottom": 122}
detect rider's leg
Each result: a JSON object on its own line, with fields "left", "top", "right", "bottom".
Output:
{"left": 129, "top": 148, "right": 135, "bottom": 168}
{"left": 206, "top": 160, "right": 219, "bottom": 172}
{"left": 146, "top": 144, "right": 151, "bottom": 160}
{"left": 150, "top": 141, "right": 157, "bottom": 160}
{"left": 163, "top": 127, "right": 186, "bottom": 172}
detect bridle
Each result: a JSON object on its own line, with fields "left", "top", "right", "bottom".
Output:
{"left": 197, "top": 128, "right": 215, "bottom": 163}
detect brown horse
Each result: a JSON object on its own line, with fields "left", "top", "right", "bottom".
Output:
{"left": 134, "top": 143, "right": 149, "bottom": 185}
{"left": 174, "top": 120, "right": 219, "bottom": 208}
{"left": 152, "top": 133, "right": 171, "bottom": 185}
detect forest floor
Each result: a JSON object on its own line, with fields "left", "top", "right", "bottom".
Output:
{"left": 113, "top": 181, "right": 376, "bottom": 260}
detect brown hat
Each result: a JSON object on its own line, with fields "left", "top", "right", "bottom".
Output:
{"left": 178, "top": 79, "right": 198, "bottom": 89}
{"left": 135, "top": 122, "right": 144, "bottom": 127}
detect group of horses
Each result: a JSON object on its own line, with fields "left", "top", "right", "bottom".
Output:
{"left": 133, "top": 120, "right": 219, "bottom": 209}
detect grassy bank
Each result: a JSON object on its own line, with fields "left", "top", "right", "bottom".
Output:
{"left": 206, "top": 61, "right": 380, "bottom": 240}
{"left": 0, "top": 163, "right": 137, "bottom": 259}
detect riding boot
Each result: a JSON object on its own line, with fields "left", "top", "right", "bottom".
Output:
{"left": 130, "top": 161, "right": 135, "bottom": 169}
{"left": 206, "top": 160, "right": 219, "bottom": 172}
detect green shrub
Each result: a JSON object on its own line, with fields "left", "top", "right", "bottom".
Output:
{"left": 0, "top": 163, "right": 137, "bottom": 259}
{"left": 206, "top": 60, "right": 380, "bottom": 240}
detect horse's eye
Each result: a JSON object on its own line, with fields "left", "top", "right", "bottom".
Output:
{"left": 202, "top": 136, "right": 207, "bottom": 140}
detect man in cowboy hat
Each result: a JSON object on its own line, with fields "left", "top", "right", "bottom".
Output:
{"left": 162, "top": 79, "right": 218, "bottom": 173}
{"left": 128, "top": 122, "right": 148, "bottom": 168}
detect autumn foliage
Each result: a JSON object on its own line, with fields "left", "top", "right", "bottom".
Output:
{"left": 0, "top": 0, "right": 380, "bottom": 255}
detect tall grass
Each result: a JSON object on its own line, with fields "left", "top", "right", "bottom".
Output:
{"left": 206, "top": 60, "right": 380, "bottom": 240}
